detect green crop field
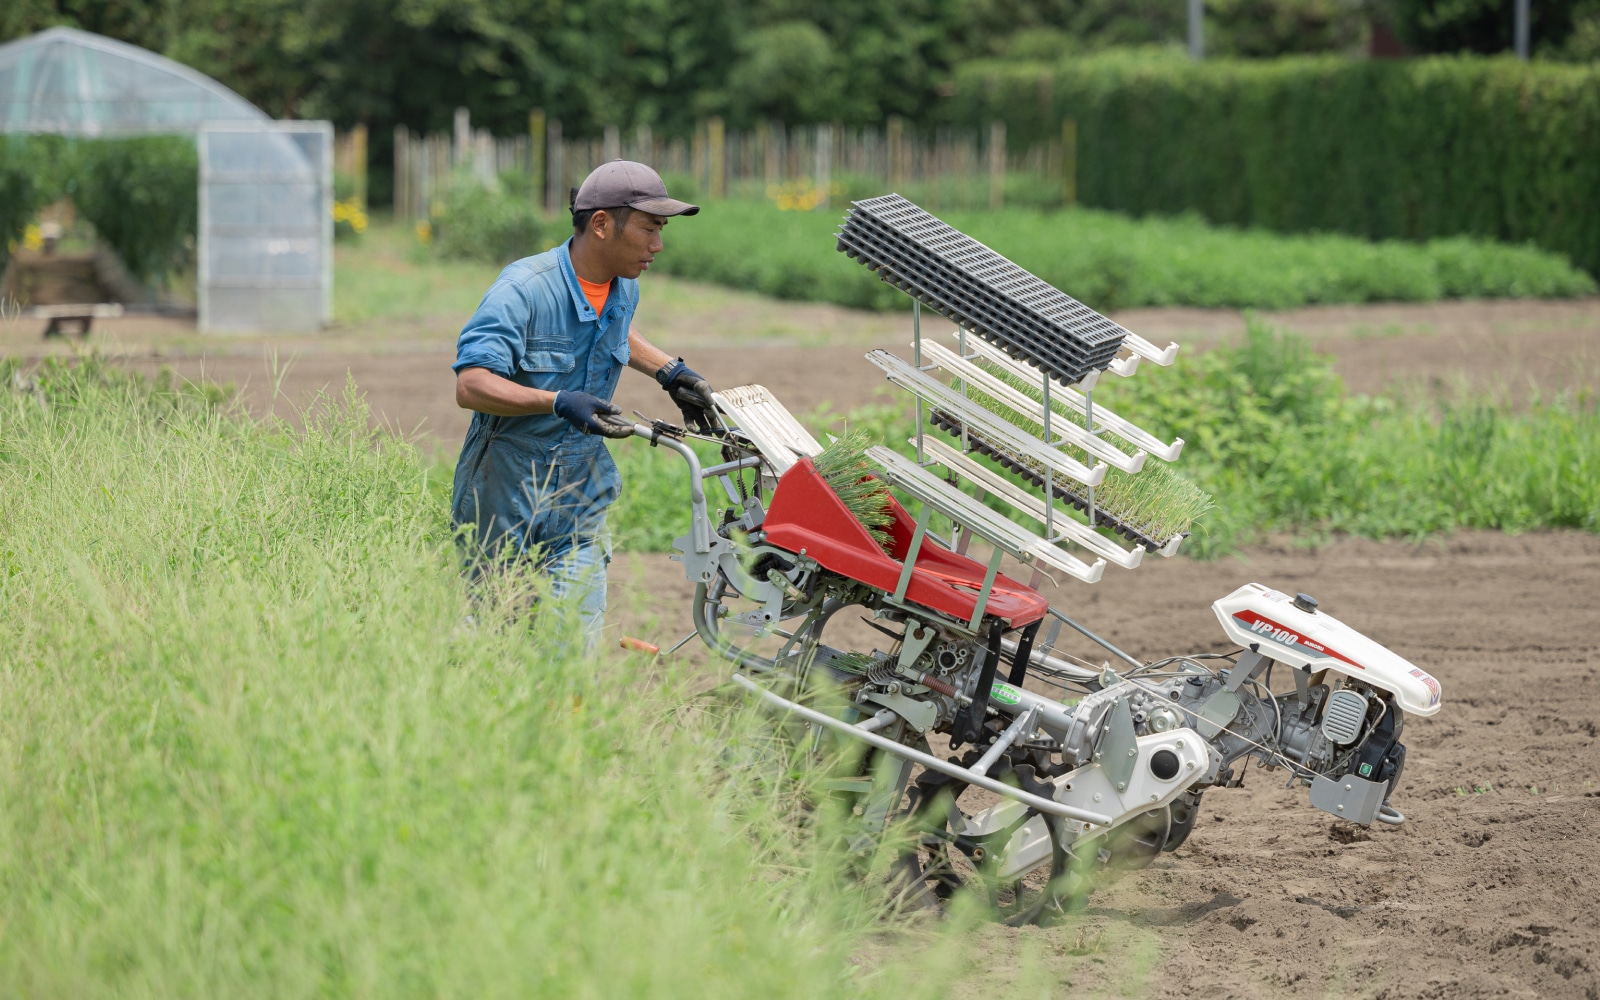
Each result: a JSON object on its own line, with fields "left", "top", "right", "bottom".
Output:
{"left": 655, "top": 201, "right": 1597, "bottom": 312}
{"left": 611, "top": 322, "right": 1600, "bottom": 558}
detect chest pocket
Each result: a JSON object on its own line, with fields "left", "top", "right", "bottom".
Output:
{"left": 519, "top": 342, "right": 576, "bottom": 392}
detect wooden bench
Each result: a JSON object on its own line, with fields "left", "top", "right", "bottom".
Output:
{"left": 32, "top": 303, "right": 124, "bottom": 339}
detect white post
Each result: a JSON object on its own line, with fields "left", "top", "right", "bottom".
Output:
{"left": 1515, "top": 0, "right": 1530, "bottom": 59}
{"left": 913, "top": 300, "right": 925, "bottom": 464}
{"left": 815, "top": 124, "right": 832, "bottom": 208}
{"left": 453, "top": 107, "right": 470, "bottom": 167}
{"left": 1188, "top": 0, "right": 1204, "bottom": 58}
{"left": 1043, "top": 373, "right": 1055, "bottom": 540}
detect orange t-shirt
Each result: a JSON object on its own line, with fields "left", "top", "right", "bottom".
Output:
{"left": 577, "top": 275, "right": 611, "bottom": 316}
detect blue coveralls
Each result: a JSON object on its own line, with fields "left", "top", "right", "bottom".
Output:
{"left": 450, "top": 239, "right": 638, "bottom": 638}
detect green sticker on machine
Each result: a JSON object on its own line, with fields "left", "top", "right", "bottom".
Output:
{"left": 1359, "top": 763, "right": 1373, "bottom": 777}
{"left": 989, "top": 683, "right": 1021, "bottom": 706}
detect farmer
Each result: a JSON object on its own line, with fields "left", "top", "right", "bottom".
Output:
{"left": 450, "top": 161, "right": 717, "bottom": 640}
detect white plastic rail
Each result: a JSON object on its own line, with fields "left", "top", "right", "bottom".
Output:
{"left": 711, "top": 384, "right": 824, "bottom": 475}
{"left": 958, "top": 337, "right": 1185, "bottom": 463}
{"left": 867, "top": 446, "right": 1106, "bottom": 584}
{"left": 868, "top": 350, "right": 1107, "bottom": 489}
{"left": 916, "top": 436, "right": 1145, "bottom": 570}
{"left": 921, "top": 340, "right": 1149, "bottom": 474}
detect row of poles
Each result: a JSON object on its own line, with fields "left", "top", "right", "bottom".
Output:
{"left": 388, "top": 110, "right": 1080, "bottom": 222}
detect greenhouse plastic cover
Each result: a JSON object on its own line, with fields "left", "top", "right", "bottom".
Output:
{"left": 200, "top": 122, "right": 333, "bottom": 333}
{"left": 0, "top": 27, "right": 266, "bottom": 135}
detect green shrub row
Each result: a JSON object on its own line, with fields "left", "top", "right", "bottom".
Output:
{"left": 0, "top": 135, "right": 197, "bottom": 284}
{"left": 428, "top": 175, "right": 546, "bottom": 265}
{"left": 1099, "top": 322, "right": 1600, "bottom": 553}
{"left": 653, "top": 201, "right": 1595, "bottom": 312}
{"left": 612, "top": 323, "right": 1600, "bottom": 556}
{"left": 944, "top": 51, "right": 1600, "bottom": 275}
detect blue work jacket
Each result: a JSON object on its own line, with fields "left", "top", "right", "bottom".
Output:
{"left": 449, "top": 239, "right": 638, "bottom": 561}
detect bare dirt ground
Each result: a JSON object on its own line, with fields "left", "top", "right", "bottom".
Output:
{"left": 611, "top": 531, "right": 1600, "bottom": 1000}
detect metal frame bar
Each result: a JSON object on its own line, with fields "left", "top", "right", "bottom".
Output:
{"left": 730, "top": 672, "right": 1113, "bottom": 825}
{"left": 893, "top": 502, "right": 932, "bottom": 602}
{"left": 967, "top": 546, "right": 1004, "bottom": 631}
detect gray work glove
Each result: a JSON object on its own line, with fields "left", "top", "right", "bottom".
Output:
{"left": 655, "top": 358, "right": 717, "bottom": 432}
{"left": 553, "top": 390, "right": 635, "bottom": 439}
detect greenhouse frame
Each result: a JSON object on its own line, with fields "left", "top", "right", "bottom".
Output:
{"left": 0, "top": 27, "right": 333, "bottom": 333}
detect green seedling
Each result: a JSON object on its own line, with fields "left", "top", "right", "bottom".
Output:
{"left": 952, "top": 375, "right": 1213, "bottom": 545}
{"left": 813, "top": 429, "right": 895, "bottom": 553}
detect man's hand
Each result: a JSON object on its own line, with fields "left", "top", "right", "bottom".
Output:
{"left": 553, "top": 390, "right": 635, "bottom": 439}
{"left": 655, "top": 359, "right": 718, "bottom": 431}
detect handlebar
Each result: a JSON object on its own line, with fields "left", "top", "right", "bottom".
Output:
{"left": 630, "top": 422, "right": 711, "bottom": 555}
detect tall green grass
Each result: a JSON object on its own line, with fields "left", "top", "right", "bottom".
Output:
{"left": 657, "top": 201, "right": 1596, "bottom": 312}
{"left": 0, "top": 357, "right": 981, "bottom": 997}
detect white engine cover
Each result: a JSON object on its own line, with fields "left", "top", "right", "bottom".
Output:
{"left": 1213, "top": 583, "right": 1442, "bottom": 717}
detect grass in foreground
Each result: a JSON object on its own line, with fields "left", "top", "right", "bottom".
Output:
{"left": 0, "top": 358, "right": 1022, "bottom": 996}
{"left": 655, "top": 201, "right": 1597, "bottom": 312}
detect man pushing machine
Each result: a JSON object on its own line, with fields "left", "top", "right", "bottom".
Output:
{"left": 450, "top": 161, "right": 717, "bottom": 640}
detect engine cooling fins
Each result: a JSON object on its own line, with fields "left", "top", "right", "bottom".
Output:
{"left": 928, "top": 409, "right": 1185, "bottom": 553}
{"left": 836, "top": 193, "right": 1128, "bottom": 385}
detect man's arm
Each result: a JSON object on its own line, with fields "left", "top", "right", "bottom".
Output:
{"left": 455, "top": 367, "right": 555, "bottom": 416}
{"left": 627, "top": 327, "right": 673, "bottom": 377}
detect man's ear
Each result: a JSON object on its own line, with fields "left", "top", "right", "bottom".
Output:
{"left": 591, "top": 209, "right": 611, "bottom": 240}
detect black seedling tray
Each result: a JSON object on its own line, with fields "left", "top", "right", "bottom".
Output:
{"left": 837, "top": 195, "right": 1129, "bottom": 384}
{"left": 838, "top": 221, "right": 1119, "bottom": 382}
{"left": 928, "top": 409, "right": 1175, "bottom": 552}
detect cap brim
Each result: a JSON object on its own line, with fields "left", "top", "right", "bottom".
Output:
{"left": 629, "top": 197, "right": 700, "bottom": 217}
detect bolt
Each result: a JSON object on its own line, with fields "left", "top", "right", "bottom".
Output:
{"left": 1092, "top": 793, "right": 1102, "bottom": 803}
{"left": 1176, "top": 740, "right": 1185, "bottom": 749}
{"left": 1093, "top": 752, "right": 1102, "bottom": 761}
{"left": 1151, "top": 794, "right": 1159, "bottom": 802}
{"left": 1336, "top": 804, "right": 1345, "bottom": 812}
{"left": 1187, "top": 761, "right": 1196, "bottom": 770}
{"left": 1116, "top": 783, "right": 1126, "bottom": 791}
{"left": 1128, "top": 749, "right": 1137, "bottom": 757}
{"left": 1344, "top": 783, "right": 1353, "bottom": 791}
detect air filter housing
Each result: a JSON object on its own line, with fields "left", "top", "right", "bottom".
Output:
{"left": 1321, "top": 689, "right": 1369, "bottom": 745}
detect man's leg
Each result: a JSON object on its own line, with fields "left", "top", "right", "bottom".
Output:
{"left": 544, "top": 534, "right": 610, "bottom": 650}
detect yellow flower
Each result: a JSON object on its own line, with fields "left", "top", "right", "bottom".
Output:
{"left": 22, "top": 224, "right": 43, "bottom": 251}
{"left": 415, "top": 220, "right": 433, "bottom": 244}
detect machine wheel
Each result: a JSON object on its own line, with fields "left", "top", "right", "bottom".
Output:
{"left": 1102, "top": 807, "right": 1172, "bottom": 871}
{"left": 896, "top": 779, "right": 1088, "bottom": 926}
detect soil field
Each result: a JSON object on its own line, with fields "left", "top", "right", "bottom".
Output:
{"left": 5, "top": 287, "right": 1598, "bottom": 450}
{"left": 610, "top": 530, "right": 1600, "bottom": 1000}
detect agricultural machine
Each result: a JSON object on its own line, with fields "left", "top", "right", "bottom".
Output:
{"left": 628, "top": 196, "right": 1444, "bottom": 923}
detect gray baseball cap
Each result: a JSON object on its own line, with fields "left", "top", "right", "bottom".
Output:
{"left": 572, "top": 160, "right": 699, "bottom": 218}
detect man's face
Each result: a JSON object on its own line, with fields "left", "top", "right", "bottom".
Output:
{"left": 597, "top": 210, "right": 667, "bottom": 280}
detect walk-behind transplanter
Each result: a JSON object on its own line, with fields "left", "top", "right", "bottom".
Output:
{"left": 626, "top": 195, "right": 1445, "bottom": 924}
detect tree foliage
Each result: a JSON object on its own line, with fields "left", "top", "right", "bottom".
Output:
{"left": 1, "top": 0, "right": 1382, "bottom": 140}
{"left": 1390, "top": 0, "right": 1600, "bottom": 59}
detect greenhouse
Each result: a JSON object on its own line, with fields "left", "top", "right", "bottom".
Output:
{"left": 0, "top": 27, "right": 331, "bottom": 332}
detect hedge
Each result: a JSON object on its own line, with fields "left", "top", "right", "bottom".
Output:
{"left": 0, "top": 136, "right": 198, "bottom": 284}
{"left": 945, "top": 51, "right": 1600, "bottom": 274}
